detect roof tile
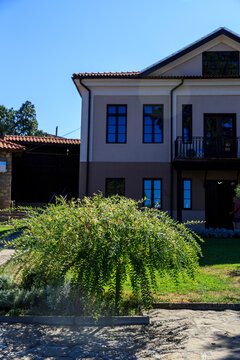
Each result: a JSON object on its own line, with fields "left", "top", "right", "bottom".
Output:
{"left": 4, "top": 135, "right": 80, "bottom": 146}
{"left": 0, "top": 139, "right": 25, "bottom": 151}
{"left": 72, "top": 71, "right": 139, "bottom": 78}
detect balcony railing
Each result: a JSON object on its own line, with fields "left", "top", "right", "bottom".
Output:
{"left": 175, "top": 136, "right": 240, "bottom": 159}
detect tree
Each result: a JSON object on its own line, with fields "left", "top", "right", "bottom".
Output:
{"left": 4, "top": 195, "right": 202, "bottom": 315}
{"left": 0, "top": 106, "right": 15, "bottom": 137}
{"left": 235, "top": 184, "right": 240, "bottom": 198}
{"left": 0, "top": 101, "right": 45, "bottom": 138}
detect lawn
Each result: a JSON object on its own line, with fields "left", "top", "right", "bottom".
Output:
{"left": 0, "top": 225, "right": 12, "bottom": 234}
{"left": 1, "top": 235, "right": 240, "bottom": 310}
{"left": 153, "top": 238, "right": 240, "bottom": 303}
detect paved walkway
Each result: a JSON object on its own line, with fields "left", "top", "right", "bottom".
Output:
{"left": 0, "top": 309, "right": 239, "bottom": 359}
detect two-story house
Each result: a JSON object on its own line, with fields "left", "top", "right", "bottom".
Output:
{"left": 73, "top": 27, "right": 240, "bottom": 229}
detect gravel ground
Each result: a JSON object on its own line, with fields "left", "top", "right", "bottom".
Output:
{"left": 1, "top": 250, "right": 240, "bottom": 359}
{"left": 0, "top": 249, "right": 15, "bottom": 266}
{"left": 0, "top": 309, "right": 239, "bottom": 359}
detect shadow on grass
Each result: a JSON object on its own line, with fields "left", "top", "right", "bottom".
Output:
{"left": 199, "top": 238, "right": 240, "bottom": 266}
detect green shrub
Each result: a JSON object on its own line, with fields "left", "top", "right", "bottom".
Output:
{"left": 0, "top": 274, "right": 16, "bottom": 290}
{"left": 3, "top": 195, "right": 202, "bottom": 314}
{"left": 0, "top": 288, "right": 46, "bottom": 312}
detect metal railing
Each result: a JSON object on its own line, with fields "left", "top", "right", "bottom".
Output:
{"left": 175, "top": 136, "right": 240, "bottom": 159}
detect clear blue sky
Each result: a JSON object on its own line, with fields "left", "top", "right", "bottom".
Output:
{"left": 1, "top": 0, "right": 240, "bottom": 138}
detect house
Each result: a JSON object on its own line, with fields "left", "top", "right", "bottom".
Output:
{"left": 0, "top": 139, "right": 25, "bottom": 209}
{"left": 72, "top": 27, "right": 240, "bottom": 229}
{"left": 4, "top": 135, "right": 80, "bottom": 205}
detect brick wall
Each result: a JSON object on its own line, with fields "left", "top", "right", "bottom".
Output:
{"left": 0, "top": 152, "right": 12, "bottom": 209}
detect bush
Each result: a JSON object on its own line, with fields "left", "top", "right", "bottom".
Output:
{"left": 3, "top": 195, "right": 202, "bottom": 314}
{"left": 0, "top": 274, "right": 16, "bottom": 290}
{"left": 0, "top": 287, "right": 46, "bottom": 312}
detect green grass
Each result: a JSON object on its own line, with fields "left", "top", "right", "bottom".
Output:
{"left": 199, "top": 238, "right": 240, "bottom": 266}
{"left": 152, "top": 238, "right": 240, "bottom": 303}
{"left": 153, "top": 264, "right": 240, "bottom": 303}
{"left": 2, "top": 236, "right": 240, "bottom": 306}
{"left": 0, "top": 225, "right": 12, "bottom": 234}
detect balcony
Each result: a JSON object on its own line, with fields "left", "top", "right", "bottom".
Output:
{"left": 175, "top": 136, "right": 240, "bottom": 159}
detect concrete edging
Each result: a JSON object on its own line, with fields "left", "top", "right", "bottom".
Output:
{"left": 153, "top": 302, "right": 240, "bottom": 310}
{"left": 0, "top": 315, "right": 150, "bottom": 326}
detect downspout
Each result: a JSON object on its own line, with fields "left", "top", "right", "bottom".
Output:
{"left": 170, "top": 78, "right": 184, "bottom": 218}
{"left": 79, "top": 79, "right": 91, "bottom": 196}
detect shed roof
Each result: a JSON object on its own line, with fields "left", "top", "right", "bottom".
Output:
{"left": 4, "top": 135, "right": 80, "bottom": 146}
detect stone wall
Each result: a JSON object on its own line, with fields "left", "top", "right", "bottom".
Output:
{"left": 0, "top": 152, "right": 12, "bottom": 209}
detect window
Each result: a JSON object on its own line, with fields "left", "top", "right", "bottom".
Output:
{"left": 143, "top": 105, "right": 163, "bottom": 143}
{"left": 107, "top": 105, "right": 127, "bottom": 143}
{"left": 143, "top": 179, "right": 162, "bottom": 208}
{"left": 182, "top": 105, "right": 192, "bottom": 143}
{"left": 182, "top": 179, "right": 192, "bottom": 209}
{"left": 106, "top": 178, "right": 125, "bottom": 196}
{"left": 203, "top": 51, "right": 239, "bottom": 76}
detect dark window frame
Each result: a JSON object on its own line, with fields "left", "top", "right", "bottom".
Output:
{"left": 202, "top": 51, "right": 239, "bottom": 76}
{"left": 105, "top": 178, "right": 125, "bottom": 197}
{"left": 106, "top": 104, "right": 127, "bottom": 144}
{"left": 182, "top": 179, "right": 192, "bottom": 210}
{"left": 142, "top": 104, "right": 164, "bottom": 143}
{"left": 143, "top": 178, "right": 162, "bottom": 209}
{"left": 182, "top": 104, "right": 192, "bottom": 144}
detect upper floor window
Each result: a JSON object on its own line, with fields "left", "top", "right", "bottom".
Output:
{"left": 203, "top": 51, "right": 239, "bottom": 76}
{"left": 182, "top": 105, "right": 192, "bottom": 143}
{"left": 107, "top": 105, "right": 127, "bottom": 143}
{"left": 143, "top": 179, "right": 162, "bottom": 208}
{"left": 106, "top": 178, "right": 125, "bottom": 196}
{"left": 143, "top": 105, "right": 163, "bottom": 143}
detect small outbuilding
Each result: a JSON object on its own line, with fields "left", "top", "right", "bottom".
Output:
{"left": 4, "top": 135, "right": 80, "bottom": 206}
{"left": 0, "top": 139, "right": 25, "bottom": 209}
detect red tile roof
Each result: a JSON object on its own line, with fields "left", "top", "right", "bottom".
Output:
{"left": 4, "top": 135, "right": 80, "bottom": 146}
{"left": 0, "top": 139, "right": 25, "bottom": 151}
{"left": 72, "top": 71, "right": 139, "bottom": 79}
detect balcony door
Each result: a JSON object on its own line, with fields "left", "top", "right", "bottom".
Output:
{"left": 204, "top": 114, "right": 236, "bottom": 157}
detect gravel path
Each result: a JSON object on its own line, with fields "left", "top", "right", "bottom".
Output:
{"left": 0, "top": 309, "right": 239, "bottom": 359}
{"left": 0, "top": 249, "right": 15, "bottom": 266}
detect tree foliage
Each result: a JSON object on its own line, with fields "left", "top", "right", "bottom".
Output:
{"left": 4, "top": 195, "right": 202, "bottom": 314}
{"left": 0, "top": 101, "right": 46, "bottom": 138}
{"left": 235, "top": 184, "right": 240, "bottom": 198}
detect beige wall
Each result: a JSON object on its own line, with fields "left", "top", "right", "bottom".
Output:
{"left": 79, "top": 162, "right": 238, "bottom": 226}
{"left": 154, "top": 42, "right": 239, "bottom": 77}
{"left": 0, "top": 152, "right": 12, "bottom": 209}
{"left": 92, "top": 95, "right": 170, "bottom": 162}
{"left": 79, "top": 161, "right": 171, "bottom": 211}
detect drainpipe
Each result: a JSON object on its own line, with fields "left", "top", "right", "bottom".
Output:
{"left": 170, "top": 78, "right": 184, "bottom": 218}
{"left": 79, "top": 79, "right": 91, "bottom": 196}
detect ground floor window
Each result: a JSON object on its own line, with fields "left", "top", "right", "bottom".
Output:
{"left": 105, "top": 178, "right": 125, "bottom": 196}
{"left": 143, "top": 179, "right": 162, "bottom": 208}
{"left": 182, "top": 179, "right": 192, "bottom": 209}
